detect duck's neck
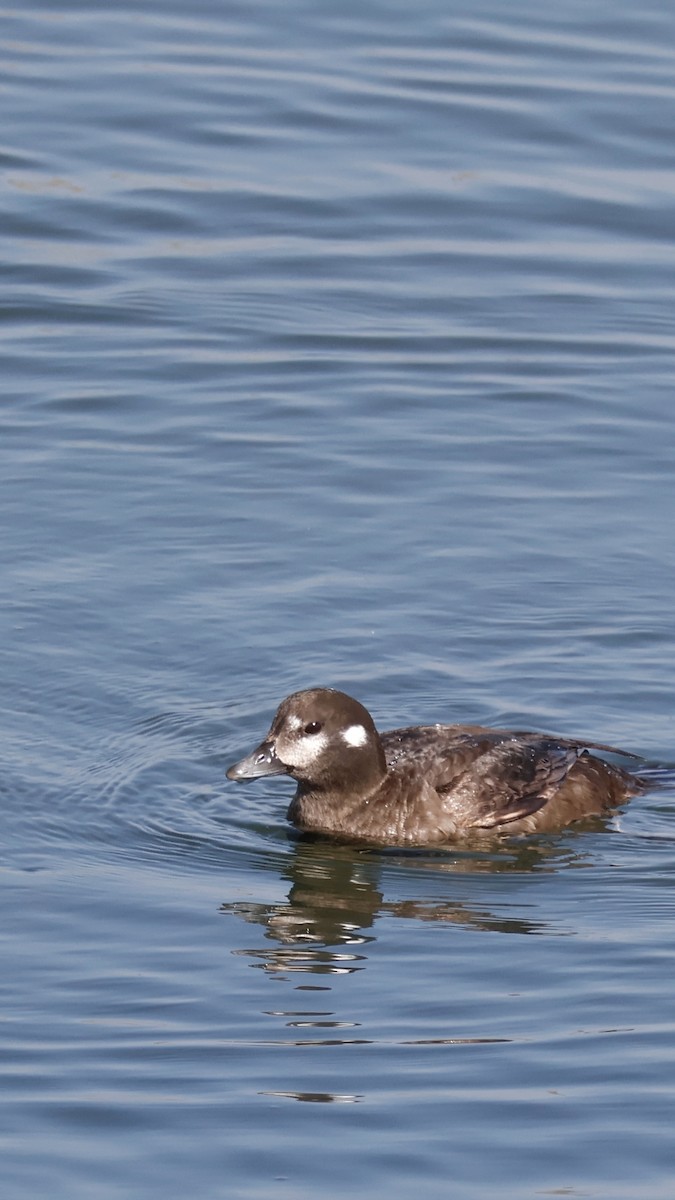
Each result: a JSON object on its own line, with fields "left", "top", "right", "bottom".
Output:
{"left": 289, "top": 743, "right": 388, "bottom": 834}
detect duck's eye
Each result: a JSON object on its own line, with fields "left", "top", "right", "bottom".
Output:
{"left": 304, "top": 721, "right": 322, "bottom": 735}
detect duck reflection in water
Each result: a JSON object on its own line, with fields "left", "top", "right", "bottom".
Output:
{"left": 220, "top": 834, "right": 583, "bottom": 979}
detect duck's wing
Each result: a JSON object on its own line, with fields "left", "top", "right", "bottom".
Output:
{"left": 381, "top": 724, "right": 640, "bottom": 831}
{"left": 441, "top": 738, "right": 582, "bottom": 829}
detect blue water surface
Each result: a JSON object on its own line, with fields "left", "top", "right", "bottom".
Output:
{"left": 3, "top": 1, "right": 675, "bottom": 1197}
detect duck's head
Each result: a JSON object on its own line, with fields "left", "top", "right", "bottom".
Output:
{"left": 226, "top": 687, "right": 387, "bottom": 794}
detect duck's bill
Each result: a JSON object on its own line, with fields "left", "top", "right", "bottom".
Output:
{"left": 226, "top": 740, "right": 288, "bottom": 781}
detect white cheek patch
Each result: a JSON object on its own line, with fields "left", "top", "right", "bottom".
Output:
{"left": 342, "top": 724, "right": 368, "bottom": 748}
{"left": 285, "top": 731, "right": 329, "bottom": 768}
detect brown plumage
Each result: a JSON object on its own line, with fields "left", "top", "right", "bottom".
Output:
{"left": 226, "top": 687, "right": 644, "bottom": 846}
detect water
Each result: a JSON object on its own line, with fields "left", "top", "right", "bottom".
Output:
{"left": 3, "top": 0, "right": 675, "bottom": 1196}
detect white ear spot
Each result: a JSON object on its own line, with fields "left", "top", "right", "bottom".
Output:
{"left": 342, "top": 724, "right": 368, "bottom": 747}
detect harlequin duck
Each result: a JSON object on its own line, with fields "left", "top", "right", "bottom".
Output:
{"left": 226, "top": 688, "right": 644, "bottom": 846}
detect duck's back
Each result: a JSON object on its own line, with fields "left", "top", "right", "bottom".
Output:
{"left": 378, "top": 722, "right": 642, "bottom": 839}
